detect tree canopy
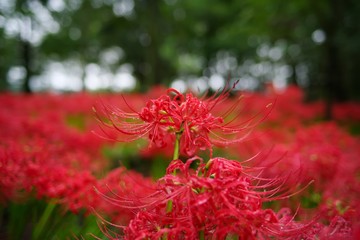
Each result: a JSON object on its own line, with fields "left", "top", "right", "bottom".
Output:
{"left": 1, "top": 0, "right": 360, "bottom": 102}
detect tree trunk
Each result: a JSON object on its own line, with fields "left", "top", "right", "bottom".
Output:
{"left": 323, "top": 0, "right": 346, "bottom": 120}
{"left": 22, "top": 40, "right": 32, "bottom": 93}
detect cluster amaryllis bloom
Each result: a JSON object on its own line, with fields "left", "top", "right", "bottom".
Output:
{"left": 98, "top": 156, "right": 344, "bottom": 239}
{"left": 96, "top": 85, "right": 272, "bottom": 157}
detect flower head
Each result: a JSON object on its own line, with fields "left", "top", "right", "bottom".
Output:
{"left": 95, "top": 84, "right": 272, "bottom": 157}
{"left": 100, "top": 156, "right": 319, "bottom": 239}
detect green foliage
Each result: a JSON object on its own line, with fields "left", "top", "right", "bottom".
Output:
{"left": 1, "top": 199, "right": 103, "bottom": 240}
{"left": 1, "top": 0, "right": 360, "bottom": 100}
{"left": 66, "top": 114, "right": 86, "bottom": 131}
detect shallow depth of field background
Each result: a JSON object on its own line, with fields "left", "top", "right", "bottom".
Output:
{"left": 1, "top": 0, "right": 360, "bottom": 101}
{"left": 1, "top": 0, "right": 360, "bottom": 239}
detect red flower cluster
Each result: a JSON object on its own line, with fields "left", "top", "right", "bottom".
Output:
{"left": 96, "top": 86, "right": 270, "bottom": 157}
{"left": 1, "top": 86, "right": 359, "bottom": 239}
{"left": 99, "top": 156, "right": 352, "bottom": 239}
{"left": 0, "top": 93, "right": 156, "bottom": 222}
{"left": 93, "top": 86, "right": 360, "bottom": 239}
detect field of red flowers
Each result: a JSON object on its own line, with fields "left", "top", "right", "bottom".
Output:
{"left": 1, "top": 86, "right": 360, "bottom": 239}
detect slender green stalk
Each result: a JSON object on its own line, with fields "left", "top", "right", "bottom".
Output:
{"left": 32, "top": 199, "right": 57, "bottom": 240}
{"left": 172, "top": 132, "right": 181, "bottom": 160}
{"left": 161, "top": 131, "right": 183, "bottom": 240}
{"left": 161, "top": 200, "right": 174, "bottom": 240}
{"left": 166, "top": 200, "right": 173, "bottom": 213}
{"left": 199, "top": 230, "right": 205, "bottom": 240}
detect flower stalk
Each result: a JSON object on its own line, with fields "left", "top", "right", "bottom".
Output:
{"left": 164, "top": 130, "right": 182, "bottom": 239}
{"left": 33, "top": 199, "right": 57, "bottom": 240}
{"left": 172, "top": 131, "right": 182, "bottom": 160}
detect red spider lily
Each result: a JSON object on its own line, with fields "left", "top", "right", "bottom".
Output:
{"left": 255, "top": 122, "right": 360, "bottom": 219}
{"left": 95, "top": 84, "right": 273, "bottom": 157}
{"left": 93, "top": 167, "right": 157, "bottom": 224}
{"left": 98, "top": 156, "right": 329, "bottom": 239}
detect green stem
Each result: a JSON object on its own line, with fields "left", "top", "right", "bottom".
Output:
{"left": 199, "top": 230, "right": 205, "bottom": 240}
{"left": 172, "top": 132, "right": 181, "bottom": 160}
{"left": 161, "top": 131, "right": 182, "bottom": 240}
{"left": 166, "top": 200, "right": 173, "bottom": 213}
{"left": 33, "top": 199, "right": 57, "bottom": 240}
{"left": 161, "top": 200, "right": 173, "bottom": 240}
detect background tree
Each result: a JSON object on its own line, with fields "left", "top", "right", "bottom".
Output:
{"left": 239, "top": 0, "right": 360, "bottom": 117}
{"left": 1, "top": 0, "right": 359, "bottom": 109}
{"left": 0, "top": 0, "right": 61, "bottom": 92}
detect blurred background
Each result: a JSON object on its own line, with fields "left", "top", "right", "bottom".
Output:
{"left": 1, "top": 0, "right": 360, "bottom": 101}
